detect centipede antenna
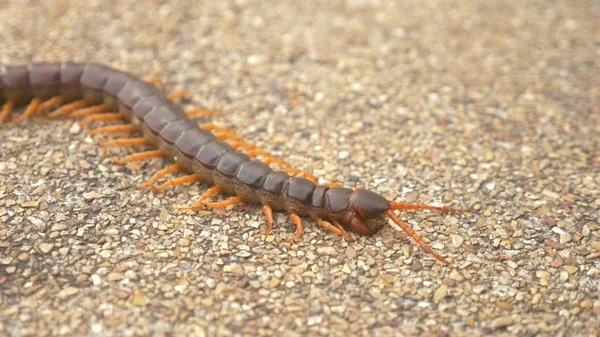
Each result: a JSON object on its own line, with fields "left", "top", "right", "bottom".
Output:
{"left": 386, "top": 210, "right": 452, "bottom": 266}
{"left": 390, "top": 202, "right": 457, "bottom": 213}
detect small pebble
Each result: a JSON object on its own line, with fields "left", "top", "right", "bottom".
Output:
{"left": 490, "top": 316, "right": 514, "bottom": 329}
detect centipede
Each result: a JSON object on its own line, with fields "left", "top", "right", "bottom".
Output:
{"left": 0, "top": 62, "right": 459, "bottom": 266}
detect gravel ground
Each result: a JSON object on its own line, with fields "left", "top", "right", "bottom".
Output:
{"left": 1, "top": 0, "right": 599, "bottom": 336}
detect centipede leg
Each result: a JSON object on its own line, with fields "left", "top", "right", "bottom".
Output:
{"left": 300, "top": 172, "right": 319, "bottom": 183}
{"left": 152, "top": 174, "right": 200, "bottom": 192}
{"left": 230, "top": 141, "right": 257, "bottom": 151}
{"left": 199, "top": 123, "right": 237, "bottom": 134}
{"left": 386, "top": 210, "right": 451, "bottom": 266}
{"left": 283, "top": 168, "right": 319, "bottom": 183}
{"left": 330, "top": 219, "right": 346, "bottom": 233}
{"left": 204, "top": 196, "right": 244, "bottom": 209}
{"left": 90, "top": 124, "right": 138, "bottom": 136}
{"left": 100, "top": 138, "right": 150, "bottom": 147}
{"left": 14, "top": 98, "right": 42, "bottom": 123}
{"left": 167, "top": 91, "right": 187, "bottom": 100}
{"left": 37, "top": 95, "right": 65, "bottom": 112}
{"left": 314, "top": 217, "right": 353, "bottom": 241}
{"left": 246, "top": 149, "right": 292, "bottom": 168}
{"left": 135, "top": 163, "right": 183, "bottom": 189}
{"left": 146, "top": 77, "right": 163, "bottom": 84}
{"left": 67, "top": 104, "right": 111, "bottom": 118}
{"left": 214, "top": 132, "right": 243, "bottom": 142}
{"left": 47, "top": 99, "right": 89, "bottom": 118}
{"left": 186, "top": 108, "right": 219, "bottom": 117}
{"left": 114, "top": 150, "right": 167, "bottom": 164}
{"left": 287, "top": 212, "right": 304, "bottom": 243}
{"left": 262, "top": 205, "right": 276, "bottom": 236}
{"left": 179, "top": 186, "right": 223, "bottom": 211}
{"left": 80, "top": 113, "right": 123, "bottom": 127}
{"left": 262, "top": 157, "right": 292, "bottom": 167}
{"left": 0, "top": 100, "right": 15, "bottom": 123}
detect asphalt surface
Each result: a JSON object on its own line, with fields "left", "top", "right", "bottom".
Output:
{"left": 1, "top": 1, "right": 599, "bottom": 336}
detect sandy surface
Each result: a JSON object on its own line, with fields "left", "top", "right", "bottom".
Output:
{"left": 1, "top": 0, "right": 599, "bottom": 336}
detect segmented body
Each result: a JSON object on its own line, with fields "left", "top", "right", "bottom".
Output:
{"left": 0, "top": 62, "right": 457, "bottom": 266}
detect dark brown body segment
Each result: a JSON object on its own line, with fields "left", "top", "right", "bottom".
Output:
{"left": 285, "top": 177, "right": 317, "bottom": 215}
{"left": 29, "top": 63, "right": 61, "bottom": 98}
{"left": 59, "top": 62, "right": 86, "bottom": 101}
{"left": 213, "top": 152, "right": 251, "bottom": 194}
{"left": 80, "top": 63, "right": 114, "bottom": 90}
{"left": 234, "top": 160, "right": 272, "bottom": 203}
{"left": 118, "top": 80, "right": 159, "bottom": 109}
{"left": 2, "top": 65, "right": 31, "bottom": 104}
{"left": 325, "top": 188, "right": 354, "bottom": 214}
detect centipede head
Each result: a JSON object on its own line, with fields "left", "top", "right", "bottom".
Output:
{"left": 327, "top": 188, "right": 453, "bottom": 265}
{"left": 325, "top": 188, "right": 391, "bottom": 235}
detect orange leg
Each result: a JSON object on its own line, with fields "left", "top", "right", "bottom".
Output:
{"left": 80, "top": 113, "right": 123, "bottom": 127}
{"left": 199, "top": 123, "right": 237, "bottom": 134}
{"left": 314, "top": 217, "right": 353, "bottom": 241}
{"left": 326, "top": 182, "right": 343, "bottom": 187}
{"left": 114, "top": 150, "right": 167, "bottom": 164}
{"left": 263, "top": 157, "right": 292, "bottom": 167}
{"left": 283, "top": 168, "right": 318, "bottom": 183}
{"left": 214, "top": 132, "right": 243, "bottom": 142}
{"left": 90, "top": 124, "right": 138, "bottom": 136}
{"left": 391, "top": 203, "right": 457, "bottom": 213}
{"left": 186, "top": 108, "right": 219, "bottom": 117}
{"left": 47, "top": 99, "right": 89, "bottom": 118}
{"left": 180, "top": 186, "right": 223, "bottom": 211}
{"left": 136, "top": 163, "right": 182, "bottom": 189}
{"left": 37, "top": 95, "right": 65, "bottom": 111}
{"left": 284, "top": 168, "right": 301, "bottom": 175}
{"left": 332, "top": 219, "right": 355, "bottom": 241}
{"left": 386, "top": 210, "right": 451, "bottom": 266}
{"left": 167, "top": 90, "right": 187, "bottom": 100}
{"left": 14, "top": 98, "right": 42, "bottom": 123}
{"left": 0, "top": 100, "right": 15, "bottom": 123}
{"left": 245, "top": 149, "right": 271, "bottom": 158}
{"left": 67, "top": 104, "right": 111, "bottom": 118}
{"left": 245, "top": 149, "right": 291, "bottom": 167}
{"left": 262, "top": 205, "right": 276, "bottom": 236}
{"left": 205, "top": 195, "right": 244, "bottom": 209}
{"left": 230, "top": 141, "right": 258, "bottom": 151}
{"left": 100, "top": 138, "right": 150, "bottom": 148}
{"left": 299, "top": 172, "right": 318, "bottom": 183}
{"left": 287, "top": 212, "right": 304, "bottom": 243}
{"left": 146, "top": 77, "right": 163, "bottom": 84}
{"left": 152, "top": 174, "right": 200, "bottom": 192}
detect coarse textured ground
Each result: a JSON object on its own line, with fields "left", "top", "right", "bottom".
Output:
{"left": 0, "top": 0, "right": 599, "bottom": 336}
